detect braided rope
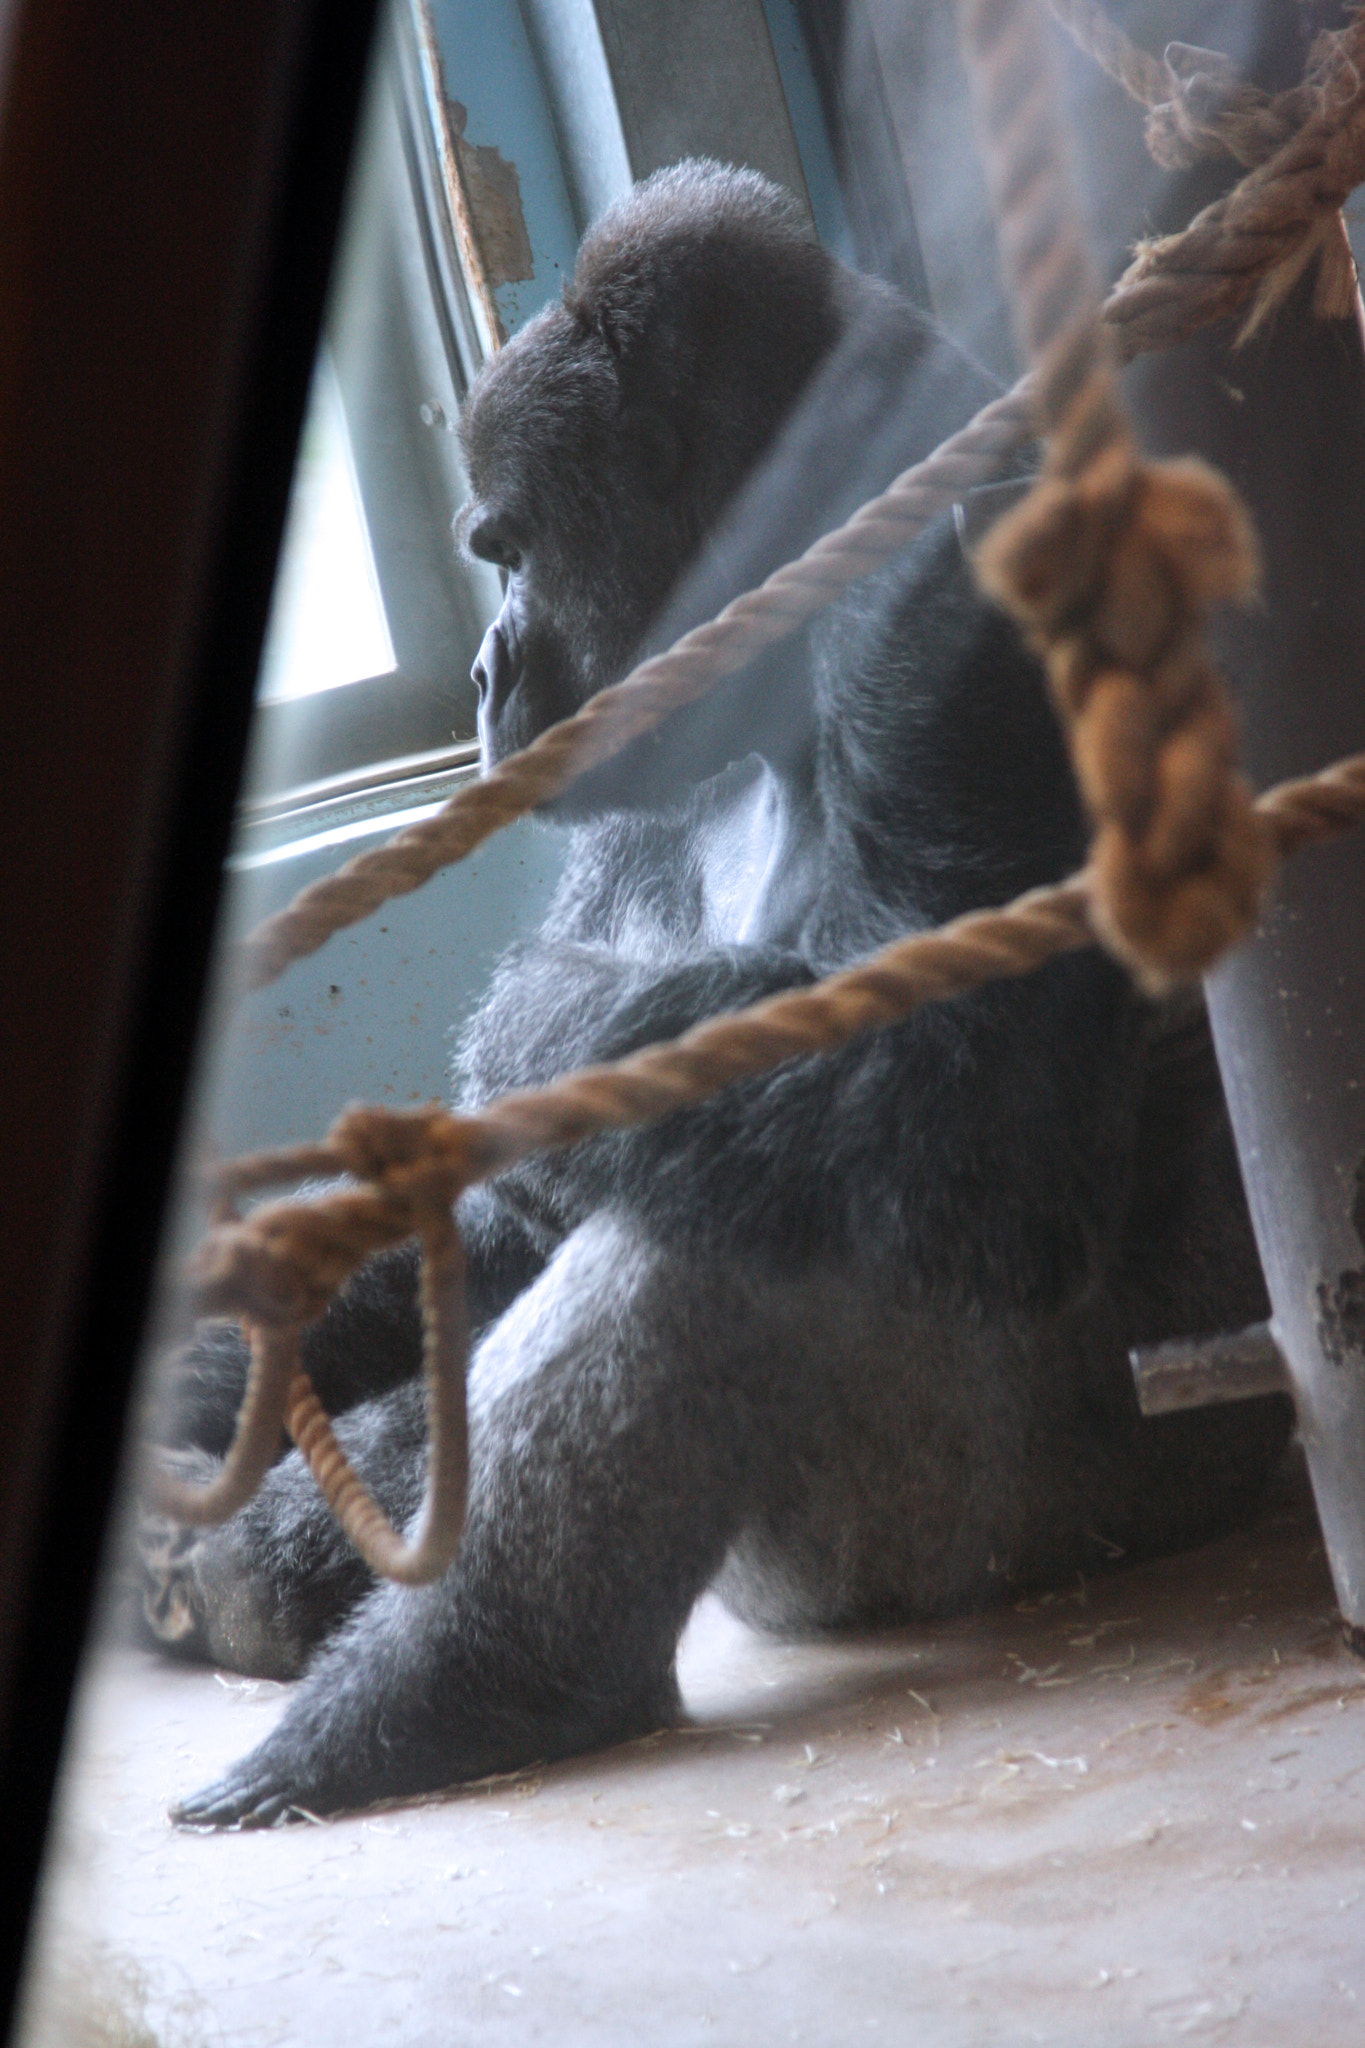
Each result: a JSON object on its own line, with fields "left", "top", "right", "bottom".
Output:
{"left": 1046, "top": 0, "right": 1359, "bottom": 332}
{"left": 1105, "top": 14, "right": 1365, "bottom": 352}
{"left": 150, "top": 1200, "right": 470, "bottom": 1585}
{"left": 155, "top": 752, "right": 1365, "bottom": 1577}
{"left": 1047, "top": 0, "right": 1313, "bottom": 168}
{"left": 156, "top": 16, "right": 1365, "bottom": 1580}
{"left": 960, "top": 0, "right": 1270, "bottom": 985}
{"left": 211, "top": 757, "right": 1365, "bottom": 1230}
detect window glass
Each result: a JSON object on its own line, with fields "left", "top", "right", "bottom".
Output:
{"left": 254, "top": 353, "right": 396, "bottom": 705}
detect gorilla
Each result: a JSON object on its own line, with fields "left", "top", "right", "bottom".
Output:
{"left": 142, "top": 160, "right": 1288, "bottom": 1826}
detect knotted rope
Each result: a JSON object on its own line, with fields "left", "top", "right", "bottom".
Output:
{"left": 1049, "top": 0, "right": 1318, "bottom": 169}
{"left": 1104, "top": 10, "right": 1365, "bottom": 352}
{"left": 1050, "top": 0, "right": 1363, "bottom": 334}
{"left": 960, "top": 0, "right": 1270, "bottom": 983}
{"left": 154, "top": 1201, "right": 469, "bottom": 1583}
{"left": 151, "top": 6, "right": 1365, "bottom": 1580}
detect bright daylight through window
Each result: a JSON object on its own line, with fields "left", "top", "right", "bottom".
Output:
{"left": 254, "top": 355, "right": 395, "bottom": 705}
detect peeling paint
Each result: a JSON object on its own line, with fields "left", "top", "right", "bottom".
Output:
{"left": 446, "top": 99, "right": 534, "bottom": 289}
{"left": 412, "top": 0, "right": 505, "bottom": 352}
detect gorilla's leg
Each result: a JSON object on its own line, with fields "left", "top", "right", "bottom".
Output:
{"left": 137, "top": 1185, "right": 553, "bottom": 1668}
{"left": 170, "top": 1214, "right": 750, "bottom": 1825}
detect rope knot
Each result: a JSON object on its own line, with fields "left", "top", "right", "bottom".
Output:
{"left": 976, "top": 454, "right": 1257, "bottom": 661}
{"left": 329, "top": 1101, "right": 464, "bottom": 1196}
{"left": 1145, "top": 43, "right": 1297, "bottom": 173}
{"left": 976, "top": 451, "right": 1271, "bottom": 988}
{"left": 190, "top": 1205, "right": 353, "bottom": 1327}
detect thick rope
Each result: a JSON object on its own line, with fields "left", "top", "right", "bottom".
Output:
{"left": 1048, "top": 0, "right": 1360, "bottom": 329}
{"left": 149, "top": 1201, "right": 470, "bottom": 1584}
{"left": 209, "top": 756, "right": 1365, "bottom": 1229}
{"left": 284, "top": 1203, "right": 469, "bottom": 1584}
{"left": 1104, "top": 13, "right": 1365, "bottom": 352}
{"left": 1048, "top": 0, "right": 1311, "bottom": 167}
{"left": 238, "top": 385, "right": 1036, "bottom": 992}
{"left": 150, "top": 1322, "right": 302, "bottom": 1526}
{"left": 959, "top": 0, "right": 1271, "bottom": 986}
{"left": 1262, "top": 746, "right": 1365, "bottom": 857}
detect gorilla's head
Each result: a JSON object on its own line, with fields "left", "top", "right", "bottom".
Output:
{"left": 457, "top": 160, "right": 841, "bottom": 769}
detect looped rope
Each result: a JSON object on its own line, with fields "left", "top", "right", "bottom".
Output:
{"left": 160, "top": 746, "right": 1365, "bottom": 1571}
{"left": 150, "top": 1321, "right": 304, "bottom": 1527}
{"left": 285, "top": 1201, "right": 469, "bottom": 1585}
{"left": 151, "top": 1192, "right": 471, "bottom": 1584}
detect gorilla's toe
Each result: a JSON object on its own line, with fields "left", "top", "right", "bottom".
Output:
{"left": 171, "top": 1748, "right": 317, "bottom": 1830}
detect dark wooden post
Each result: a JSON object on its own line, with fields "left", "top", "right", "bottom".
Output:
{"left": 0, "top": 0, "right": 378, "bottom": 2022}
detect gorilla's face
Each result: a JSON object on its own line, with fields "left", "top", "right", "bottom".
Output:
{"left": 457, "top": 302, "right": 691, "bottom": 771}
{"left": 456, "top": 162, "right": 843, "bottom": 780}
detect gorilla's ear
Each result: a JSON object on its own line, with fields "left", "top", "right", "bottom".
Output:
{"left": 571, "top": 290, "right": 636, "bottom": 368}
{"left": 593, "top": 299, "right": 623, "bottom": 361}
{"left": 568, "top": 283, "right": 681, "bottom": 496}
{"left": 620, "top": 402, "right": 683, "bottom": 500}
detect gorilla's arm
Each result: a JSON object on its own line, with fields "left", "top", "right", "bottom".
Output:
{"left": 154, "top": 1189, "right": 546, "bottom": 1457}
{"left": 460, "top": 935, "right": 816, "bottom": 1104}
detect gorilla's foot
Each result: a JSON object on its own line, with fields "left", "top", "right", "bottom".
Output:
{"left": 136, "top": 1447, "right": 219, "bottom": 1658}
{"left": 136, "top": 1445, "right": 321, "bottom": 1681}
{"left": 172, "top": 1739, "right": 318, "bottom": 1830}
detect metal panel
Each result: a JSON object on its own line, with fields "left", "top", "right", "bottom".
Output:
{"left": 1060, "top": 3, "right": 1365, "bottom": 1636}
{"left": 593, "top": 0, "right": 814, "bottom": 217}
{"left": 519, "top": 0, "right": 633, "bottom": 234}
